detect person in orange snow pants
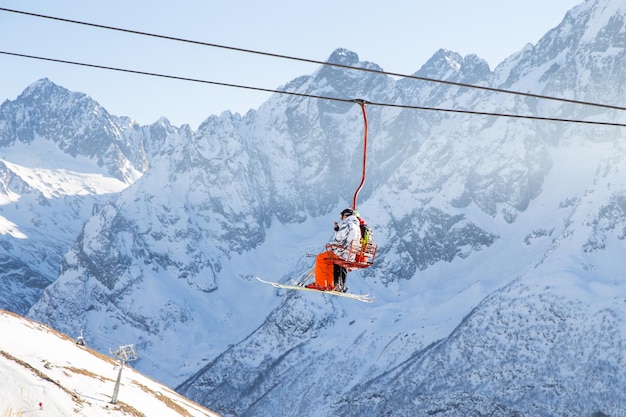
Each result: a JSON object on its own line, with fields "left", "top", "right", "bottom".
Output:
{"left": 314, "top": 250, "right": 341, "bottom": 289}
{"left": 308, "top": 208, "right": 360, "bottom": 291}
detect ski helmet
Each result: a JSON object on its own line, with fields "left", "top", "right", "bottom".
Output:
{"left": 340, "top": 208, "right": 354, "bottom": 217}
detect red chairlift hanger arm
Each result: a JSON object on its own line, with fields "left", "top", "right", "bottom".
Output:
{"left": 352, "top": 100, "right": 369, "bottom": 212}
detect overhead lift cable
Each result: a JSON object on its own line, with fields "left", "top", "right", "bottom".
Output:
{"left": 1, "top": 50, "right": 625, "bottom": 128}
{"left": 2, "top": 6, "right": 626, "bottom": 113}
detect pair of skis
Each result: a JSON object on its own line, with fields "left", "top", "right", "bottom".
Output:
{"left": 256, "top": 277, "right": 374, "bottom": 303}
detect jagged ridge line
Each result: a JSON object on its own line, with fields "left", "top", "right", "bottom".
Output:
{"left": 1, "top": 51, "right": 625, "bottom": 128}
{"left": 2, "top": 6, "right": 626, "bottom": 113}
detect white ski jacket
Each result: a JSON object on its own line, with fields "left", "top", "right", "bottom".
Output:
{"left": 332, "top": 214, "right": 361, "bottom": 260}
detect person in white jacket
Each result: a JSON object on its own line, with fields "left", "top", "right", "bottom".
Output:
{"left": 307, "top": 207, "right": 361, "bottom": 292}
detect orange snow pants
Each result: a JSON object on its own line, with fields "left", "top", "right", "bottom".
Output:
{"left": 314, "top": 250, "right": 340, "bottom": 289}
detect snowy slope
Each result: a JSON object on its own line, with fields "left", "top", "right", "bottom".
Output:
{"left": 0, "top": 309, "right": 220, "bottom": 416}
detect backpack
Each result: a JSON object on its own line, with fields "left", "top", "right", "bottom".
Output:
{"left": 359, "top": 220, "right": 373, "bottom": 245}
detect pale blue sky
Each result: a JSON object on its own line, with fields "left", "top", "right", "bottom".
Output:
{"left": 0, "top": 0, "right": 582, "bottom": 129}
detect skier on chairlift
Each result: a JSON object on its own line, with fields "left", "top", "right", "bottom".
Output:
{"left": 257, "top": 101, "right": 377, "bottom": 302}
{"left": 306, "top": 207, "right": 361, "bottom": 292}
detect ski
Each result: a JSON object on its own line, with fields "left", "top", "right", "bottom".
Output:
{"left": 256, "top": 277, "right": 374, "bottom": 303}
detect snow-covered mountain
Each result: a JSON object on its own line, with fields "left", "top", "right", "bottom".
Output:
{"left": 3, "top": 0, "right": 626, "bottom": 415}
{"left": 0, "top": 309, "right": 220, "bottom": 416}
{"left": 0, "top": 79, "right": 180, "bottom": 314}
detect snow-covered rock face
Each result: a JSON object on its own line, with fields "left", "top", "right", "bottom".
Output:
{"left": 336, "top": 274, "right": 626, "bottom": 417}
{"left": 0, "top": 79, "right": 176, "bottom": 314}
{"left": 7, "top": 0, "right": 626, "bottom": 416}
{"left": 174, "top": 0, "right": 626, "bottom": 415}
